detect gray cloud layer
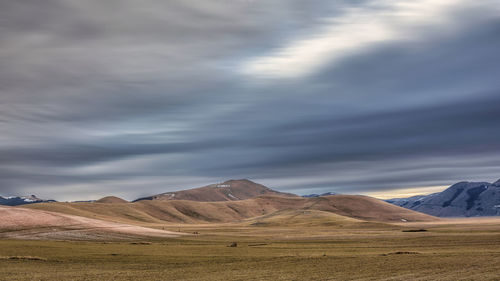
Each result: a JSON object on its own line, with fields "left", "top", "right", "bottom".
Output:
{"left": 1, "top": 0, "right": 500, "bottom": 200}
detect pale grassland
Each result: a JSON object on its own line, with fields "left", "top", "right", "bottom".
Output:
{"left": 1, "top": 219, "right": 500, "bottom": 281}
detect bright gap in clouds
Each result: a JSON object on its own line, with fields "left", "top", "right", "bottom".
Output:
{"left": 241, "top": 0, "right": 464, "bottom": 79}
{"left": 364, "top": 185, "right": 448, "bottom": 199}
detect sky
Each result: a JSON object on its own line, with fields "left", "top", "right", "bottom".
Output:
{"left": 1, "top": 0, "right": 500, "bottom": 201}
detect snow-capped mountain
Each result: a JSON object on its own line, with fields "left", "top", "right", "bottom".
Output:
{"left": 386, "top": 179, "right": 500, "bottom": 217}
{"left": 302, "top": 192, "right": 337, "bottom": 198}
{"left": 0, "top": 195, "right": 56, "bottom": 206}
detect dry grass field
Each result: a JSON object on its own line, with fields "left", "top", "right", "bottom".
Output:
{"left": 1, "top": 195, "right": 498, "bottom": 280}
{"left": 1, "top": 217, "right": 500, "bottom": 281}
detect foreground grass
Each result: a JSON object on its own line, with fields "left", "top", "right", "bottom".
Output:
{"left": 1, "top": 225, "right": 500, "bottom": 281}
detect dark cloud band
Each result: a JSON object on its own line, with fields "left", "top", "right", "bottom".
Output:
{"left": 1, "top": 0, "right": 499, "bottom": 200}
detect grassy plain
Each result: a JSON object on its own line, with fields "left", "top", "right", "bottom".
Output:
{"left": 1, "top": 218, "right": 500, "bottom": 281}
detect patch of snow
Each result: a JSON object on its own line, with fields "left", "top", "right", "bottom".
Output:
{"left": 227, "top": 193, "right": 238, "bottom": 200}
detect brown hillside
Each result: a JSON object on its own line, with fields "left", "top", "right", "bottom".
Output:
{"left": 247, "top": 209, "right": 366, "bottom": 227}
{"left": 134, "top": 179, "right": 297, "bottom": 202}
{"left": 96, "top": 196, "right": 128, "bottom": 203}
{"left": 0, "top": 206, "right": 183, "bottom": 240}
{"left": 25, "top": 195, "right": 438, "bottom": 226}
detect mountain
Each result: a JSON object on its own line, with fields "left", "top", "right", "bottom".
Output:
{"left": 133, "top": 179, "right": 297, "bottom": 202}
{"left": 96, "top": 196, "right": 128, "bottom": 203}
{"left": 25, "top": 194, "right": 437, "bottom": 225}
{"left": 302, "top": 192, "right": 337, "bottom": 198}
{"left": 386, "top": 179, "right": 500, "bottom": 217}
{"left": 0, "top": 195, "right": 56, "bottom": 206}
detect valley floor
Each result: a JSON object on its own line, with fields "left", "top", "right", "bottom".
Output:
{"left": 1, "top": 218, "right": 500, "bottom": 280}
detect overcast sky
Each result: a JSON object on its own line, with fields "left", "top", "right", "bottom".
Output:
{"left": 1, "top": 0, "right": 500, "bottom": 201}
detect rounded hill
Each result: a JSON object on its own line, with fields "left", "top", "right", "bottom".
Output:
{"left": 96, "top": 196, "right": 128, "bottom": 204}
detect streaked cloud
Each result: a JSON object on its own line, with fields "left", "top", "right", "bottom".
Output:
{"left": 241, "top": 0, "right": 477, "bottom": 78}
{"left": 0, "top": 0, "right": 499, "bottom": 200}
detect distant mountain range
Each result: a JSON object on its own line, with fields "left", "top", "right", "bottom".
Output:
{"left": 0, "top": 195, "right": 55, "bottom": 206}
{"left": 133, "top": 179, "right": 297, "bottom": 202}
{"left": 2, "top": 179, "right": 439, "bottom": 232}
{"left": 5, "top": 178, "right": 500, "bottom": 218}
{"left": 302, "top": 192, "right": 337, "bottom": 198}
{"left": 23, "top": 193, "right": 436, "bottom": 224}
{"left": 386, "top": 179, "right": 500, "bottom": 217}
